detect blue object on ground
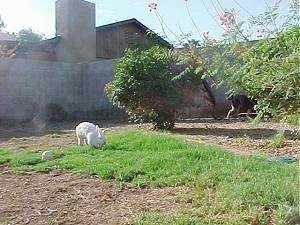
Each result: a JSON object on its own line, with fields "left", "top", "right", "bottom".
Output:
{"left": 267, "top": 156, "right": 298, "bottom": 164}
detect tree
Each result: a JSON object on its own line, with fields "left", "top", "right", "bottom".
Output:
{"left": 0, "top": 44, "right": 18, "bottom": 58}
{"left": 106, "top": 46, "right": 182, "bottom": 130}
{"left": 174, "top": 1, "right": 300, "bottom": 124}
{"left": 225, "top": 26, "right": 300, "bottom": 123}
{"left": 0, "top": 15, "right": 4, "bottom": 30}
{"left": 17, "top": 28, "right": 44, "bottom": 44}
{"left": 0, "top": 15, "right": 18, "bottom": 58}
{"left": 205, "top": 2, "right": 300, "bottom": 124}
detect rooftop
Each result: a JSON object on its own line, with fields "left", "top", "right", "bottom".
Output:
{"left": 0, "top": 32, "right": 17, "bottom": 41}
{"left": 96, "top": 18, "right": 172, "bottom": 48}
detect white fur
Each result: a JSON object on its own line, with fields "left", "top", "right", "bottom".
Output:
{"left": 42, "top": 150, "right": 53, "bottom": 160}
{"left": 75, "top": 122, "right": 106, "bottom": 148}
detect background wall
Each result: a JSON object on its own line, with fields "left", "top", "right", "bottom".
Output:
{"left": 0, "top": 58, "right": 120, "bottom": 124}
{"left": 0, "top": 58, "right": 230, "bottom": 125}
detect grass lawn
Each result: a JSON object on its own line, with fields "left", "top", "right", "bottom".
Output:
{"left": 0, "top": 129, "right": 299, "bottom": 225}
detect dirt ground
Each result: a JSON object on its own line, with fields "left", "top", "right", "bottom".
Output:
{"left": 174, "top": 119, "right": 299, "bottom": 159}
{"left": 0, "top": 168, "right": 193, "bottom": 225}
{"left": 0, "top": 119, "right": 299, "bottom": 225}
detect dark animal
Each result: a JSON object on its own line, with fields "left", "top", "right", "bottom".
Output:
{"left": 226, "top": 94, "right": 257, "bottom": 119}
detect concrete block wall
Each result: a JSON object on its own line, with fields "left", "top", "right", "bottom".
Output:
{"left": 0, "top": 58, "right": 119, "bottom": 123}
{"left": 82, "top": 59, "right": 125, "bottom": 119}
{"left": 0, "top": 58, "right": 230, "bottom": 124}
{"left": 83, "top": 60, "right": 115, "bottom": 113}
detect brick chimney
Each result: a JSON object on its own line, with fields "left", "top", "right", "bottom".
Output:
{"left": 55, "top": 0, "right": 96, "bottom": 62}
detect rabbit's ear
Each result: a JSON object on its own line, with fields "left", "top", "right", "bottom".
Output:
{"left": 97, "top": 125, "right": 101, "bottom": 134}
{"left": 102, "top": 128, "right": 109, "bottom": 133}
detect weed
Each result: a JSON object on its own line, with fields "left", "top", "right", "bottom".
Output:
{"left": 48, "top": 133, "right": 61, "bottom": 138}
{"left": 268, "top": 130, "right": 286, "bottom": 148}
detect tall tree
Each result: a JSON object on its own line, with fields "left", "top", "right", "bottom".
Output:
{"left": 17, "top": 28, "right": 44, "bottom": 44}
{"left": 0, "top": 15, "right": 5, "bottom": 30}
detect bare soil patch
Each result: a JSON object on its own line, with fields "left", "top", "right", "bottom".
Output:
{"left": 173, "top": 118, "right": 299, "bottom": 158}
{"left": 0, "top": 168, "right": 193, "bottom": 225}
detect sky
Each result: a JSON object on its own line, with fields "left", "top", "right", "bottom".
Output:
{"left": 0, "top": 0, "right": 292, "bottom": 43}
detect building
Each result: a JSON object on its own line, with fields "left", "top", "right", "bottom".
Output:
{"left": 0, "top": 32, "right": 18, "bottom": 53}
{"left": 96, "top": 18, "right": 171, "bottom": 59}
{"left": 0, "top": 32, "right": 17, "bottom": 45}
{"left": 0, "top": 0, "right": 170, "bottom": 62}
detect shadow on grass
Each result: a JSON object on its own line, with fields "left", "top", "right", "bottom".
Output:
{"left": 173, "top": 127, "right": 298, "bottom": 140}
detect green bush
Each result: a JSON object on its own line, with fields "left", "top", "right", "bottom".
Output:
{"left": 106, "top": 46, "right": 182, "bottom": 130}
{"left": 225, "top": 26, "right": 300, "bottom": 122}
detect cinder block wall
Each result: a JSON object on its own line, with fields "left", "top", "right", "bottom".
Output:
{"left": 0, "top": 58, "right": 230, "bottom": 124}
{"left": 81, "top": 60, "right": 125, "bottom": 119}
{"left": 0, "top": 58, "right": 119, "bottom": 123}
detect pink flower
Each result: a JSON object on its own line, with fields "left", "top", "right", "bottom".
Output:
{"left": 256, "top": 28, "right": 265, "bottom": 38}
{"left": 257, "top": 28, "right": 265, "bottom": 33}
{"left": 148, "top": 2, "right": 158, "bottom": 11}
{"left": 219, "top": 9, "right": 236, "bottom": 29}
{"left": 203, "top": 32, "right": 217, "bottom": 45}
{"left": 211, "top": 38, "right": 217, "bottom": 45}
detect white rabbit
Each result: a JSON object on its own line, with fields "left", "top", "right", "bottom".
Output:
{"left": 75, "top": 122, "right": 106, "bottom": 148}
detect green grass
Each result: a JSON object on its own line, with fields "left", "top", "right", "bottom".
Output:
{"left": 48, "top": 133, "right": 61, "bottom": 138}
{"left": 0, "top": 129, "right": 298, "bottom": 224}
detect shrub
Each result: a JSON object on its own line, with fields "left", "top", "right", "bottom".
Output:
{"left": 106, "top": 46, "right": 182, "bottom": 130}
{"left": 225, "top": 26, "right": 300, "bottom": 122}
{"left": 147, "top": 1, "right": 300, "bottom": 125}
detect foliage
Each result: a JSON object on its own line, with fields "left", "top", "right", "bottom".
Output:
{"left": 214, "top": 3, "right": 299, "bottom": 124}
{"left": 0, "top": 44, "right": 18, "bottom": 58}
{"left": 0, "top": 15, "right": 5, "bottom": 30}
{"left": 175, "top": 40, "right": 207, "bottom": 82}
{"left": 175, "top": 39, "right": 217, "bottom": 108}
{"left": 223, "top": 26, "right": 300, "bottom": 121}
{"left": 168, "top": 1, "right": 300, "bottom": 124}
{"left": 0, "top": 15, "right": 18, "bottom": 58}
{"left": 106, "top": 46, "right": 181, "bottom": 130}
{"left": 0, "top": 129, "right": 298, "bottom": 224}
{"left": 17, "top": 28, "right": 44, "bottom": 44}
{"left": 268, "top": 129, "right": 286, "bottom": 148}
